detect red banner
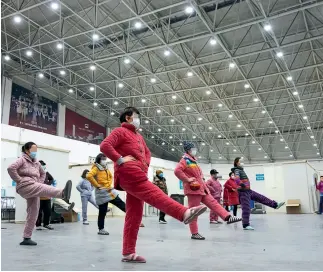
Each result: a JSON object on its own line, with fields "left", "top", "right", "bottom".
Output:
{"left": 65, "top": 108, "right": 106, "bottom": 144}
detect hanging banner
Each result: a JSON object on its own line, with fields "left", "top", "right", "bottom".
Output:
{"left": 65, "top": 108, "right": 106, "bottom": 144}
{"left": 9, "top": 83, "right": 58, "bottom": 135}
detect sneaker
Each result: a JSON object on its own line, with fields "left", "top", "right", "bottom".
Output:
{"left": 315, "top": 211, "right": 322, "bottom": 214}
{"left": 159, "top": 220, "right": 167, "bottom": 224}
{"left": 243, "top": 225, "right": 255, "bottom": 230}
{"left": 67, "top": 202, "right": 75, "bottom": 211}
{"left": 62, "top": 180, "right": 72, "bottom": 202}
{"left": 98, "top": 229, "right": 109, "bottom": 235}
{"left": 83, "top": 220, "right": 89, "bottom": 225}
{"left": 226, "top": 215, "right": 242, "bottom": 224}
{"left": 183, "top": 205, "right": 207, "bottom": 224}
{"left": 251, "top": 207, "right": 257, "bottom": 213}
{"left": 20, "top": 238, "right": 37, "bottom": 246}
{"left": 191, "top": 233, "right": 205, "bottom": 240}
{"left": 210, "top": 220, "right": 219, "bottom": 224}
{"left": 43, "top": 225, "right": 54, "bottom": 230}
{"left": 275, "top": 202, "right": 285, "bottom": 210}
{"left": 122, "top": 253, "right": 146, "bottom": 263}
{"left": 36, "top": 226, "right": 43, "bottom": 230}
{"left": 140, "top": 223, "right": 145, "bottom": 227}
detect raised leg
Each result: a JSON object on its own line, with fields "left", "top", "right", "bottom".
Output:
{"left": 202, "top": 195, "right": 230, "bottom": 221}
{"left": 17, "top": 183, "right": 62, "bottom": 199}
{"left": 88, "top": 195, "right": 99, "bottom": 209}
{"left": 250, "top": 190, "right": 277, "bottom": 209}
{"left": 239, "top": 190, "right": 251, "bottom": 228}
{"left": 109, "top": 195, "right": 126, "bottom": 213}
{"left": 23, "top": 197, "right": 40, "bottom": 238}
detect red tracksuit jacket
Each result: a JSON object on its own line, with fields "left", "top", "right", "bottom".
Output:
{"left": 100, "top": 122, "right": 151, "bottom": 191}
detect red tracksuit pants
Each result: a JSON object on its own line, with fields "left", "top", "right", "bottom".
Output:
{"left": 118, "top": 165, "right": 188, "bottom": 255}
{"left": 187, "top": 194, "right": 230, "bottom": 234}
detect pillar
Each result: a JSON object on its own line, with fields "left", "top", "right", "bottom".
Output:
{"left": 57, "top": 103, "right": 66, "bottom": 137}
{"left": 1, "top": 76, "right": 12, "bottom": 124}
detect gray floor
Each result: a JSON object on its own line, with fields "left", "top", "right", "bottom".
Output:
{"left": 1, "top": 213, "right": 323, "bottom": 271}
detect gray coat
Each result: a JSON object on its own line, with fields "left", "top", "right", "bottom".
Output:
{"left": 76, "top": 178, "right": 94, "bottom": 197}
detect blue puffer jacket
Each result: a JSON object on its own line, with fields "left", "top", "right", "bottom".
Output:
{"left": 76, "top": 178, "right": 94, "bottom": 197}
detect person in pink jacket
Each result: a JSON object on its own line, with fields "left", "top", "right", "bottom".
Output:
{"left": 316, "top": 176, "right": 323, "bottom": 214}
{"left": 206, "top": 169, "right": 223, "bottom": 224}
{"left": 7, "top": 142, "right": 74, "bottom": 246}
{"left": 174, "top": 142, "right": 242, "bottom": 240}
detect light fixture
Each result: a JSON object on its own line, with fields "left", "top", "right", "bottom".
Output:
{"left": 206, "top": 90, "right": 211, "bottom": 95}
{"left": 13, "top": 15, "right": 22, "bottom": 24}
{"left": 264, "top": 24, "right": 272, "bottom": 31}
{"left": 310, "top": 136, "right": 314, "bottom": 139}
{"left": 118, "top": 83, "right": 124, "bottom": 88}
{"left": 50, "top": 2, "right": 59, "bottom": 10}
{"left": 276, "top": 51, "right": 283, "bottom": 58}
{"left": 314, "top": 144, "right": 317, "bottom": 146}
{"left": 158, "top": 128, "right": 161, "bottom": 132}
{"left": 124, "top": 58, "right": 130, "bottom": 64}
{"left": 303, "top": 116, "right": 308, "bottom": 120}
{"left": 113, "top": 101, "right": 119, "bottom": 105}
{"left": 317, "top": 152, "right": 320, "bottom": 155}
{"left": 141, "top": 99, "right": 146, "bottom": 103}
{"left": 179, "top": 143, "right": 183, "bottom": 146}
{"left": 187, "top": 71, "right": 193, "bottom": 77}
{"left": 198, "top": 156, "right": 202, "bottom": 159}
{"left": 229, "top": 62, "right": 235, "bottom": 68}
{"left": 269, "top": 121, "right": 273, "bottom": 124}
{"left": 145, "top": 120, "right": 149, "bottom": 124}
{"left": 218, "top": 135, "right": 222, "bottom": 138}
{"left": 253, "top": 98, "right": 259, "bottom": 102}
{"left": 56, "top": 43, "right": 63, "bottom": 50}
{"left": 280, "top": 139, "right": 284, "bottom": 142}
{"left": 262, "top": 110, "right": 266, "bottom": 114}
{"left": 233, "top": 149, "right": 236, "bottom": 152}
{"left": 210, "top": 149, "right": 213, "bottom": 152}
{"left": 170, "top": 119, "right": 175, "bottom": 122}
{"left": 182, "top": 128, "right": 186, "bottom": 131}
{"left": 157, "top": 109, "right": 161, "bottom": 113}
{"left": 198, "top": 117, "right": 203, "bottom": 121}
{"left": 202, "top": 143, "right": 206, "bottom": 146}
{"left": 286, "top": 76, "right": 292, "bottom": 81}
{"left": 218, "top": 103, "right": 223, "bottom": 107}
{"left": 293, "top": 91, "right": 298, "bottom": 95}
{"left": 219, "top": 156, "right": 222, "bottom": 159}
{"left": 186, "top": 106, "right": 190, "bottom": 111}
{"left": 110, "top": 112, "right": 115, "bottom": 116}
{"left": 258, "top": 148, "right": 262, "bottom": 151}
{"left": 68, "top": 88, "right": 73, "bottom": 93}
{"left": 90, "top": 65, "right": 96, "bottom": 71}
{"left": 162, "top": 142, "right": 165, "bottom": 145}
{"left": 289, "top": 154, "right": 293, "bottom": 157}
{"left": 171, "top": 148, "right": 175, "bottom": 151}
{"left": 307, "top": 126, "right": 311, "bottom": 130}
{"left": 92, "top": 34, "right": 99, "bottom": 41}
{"left": 252, "top": 141, "right": 256, "bottom": 144}
{"left": 237, "top": 124, "right": 241, "bottom": 128}
{"left": 59, "top": 70, "right": 66, "bottom": 76}
{"left": 169, "top": 136, "right": 173, "bottom": 139}
{"left": 38, "top": 73, "right": 44, "bottom": 78}
{"left": 244, "top": 84, "right": 250, "bottom": 89}
{"left": 298, "top": 104, "right": 304, "bottom": 108}
{"left": 210, "top": 39, "right": 217, "bottom": 45}
{"left": 150, "top": 78, "right": 156, "bottom": 83}
{"left": 151, "top": 136, "right": 155, "bottom": 139}
{"left": 226, "top": 142, "right": 229, "bottom": 145}
{"left": 172, "top": 95, "right": 177, "bottom": 99}
{"left": 89, "top": 86, "right": 95, "bottom": 91}
{"left": 275, "top": 130, "right": 279, "bottom": 133}
{"left": 208, "top": 126, "right": 212, "bottom": 130}
{"left": 93, "top": 101, "right": 98, "bottom": 106}
{"left": 264, "top": 156, "right": 268, "bottom": 159}
{"left": 228, "top": 114, "right": 233, "bottom": 118}
{"left": 185, "top": 6, "right": 194, "bottom": 14}
{"left": 4, "top": 55, "right": 10, "bottom": 61}
{"left": 164, "top": 50, "right": 170, "bottom": 56}
{"left": 139, "top": 128, "right": 143, "bottom": 132}
{"left": 285, "top": 146, "right": 288, "bottom": 149}
{"left": 193, "top": 135, "right": 196, "bottom": 139}
{"left": 245, "top": 133, "right": 249, "bottom": 136}
{"left": 134, "top": 21, "right": 142, "bottom": 29}
{"left": 25, "top": 50, "right": 33, "bottom": 57}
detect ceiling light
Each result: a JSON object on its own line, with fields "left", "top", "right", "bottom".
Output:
{"left": 286, "top": 76, "right": 292, "bottom": 81}
{"left": 172, "top": 95, "right": 177, "bottom": 99}
{"left": 262, "top": 110, "right": 266, "bottom": 114}
{"left": 59, "top": 70, "right": 66, "bottom": 76}
{"left": 276, "top": 51, "right": 283, "bottom": 58}
{"left": 252, "top": 141, "right": 256, "bottom": 144}
{"left": 38, "top": 73, "right": 44, "bottom": 78}
{"left": 92, "top": 34, "right": 99, "bottom": 41}
{"left": 269, "top": 121, "right": 273, "bottom": 124}
{"left": 179, "top": 143, "right": 182, "bottom": 146}
{"left": 208, "top": 126, "right": 212, "bottom": 130}
{"left": 4, "top": 55, "right": 10, "bottom": 61}
{"left": 226, "top": 142, "right": 229, "bottom": 145}
{"left": 110, "top": 112, "right": 115, "bottom": 116}
{"left": 289, "top": 154, "right": 293, "bottom": 157}
{"left": 253, "top": 98, "right": 259, "bottom": 102}
{"left": 218, "top": 103, "right": 223, "bottom": 107}
{"left": 89, "top": 86, "right": 95, "bottom": 91}
{"left": 56, "top": 43, "right": 63, "bottom": 50}
{"left": 50, "top": 2, "right": 59, "bottom": 10}
{"left": 193, "top": 135, "right": 196, "bottom": 139}
{"left": 198, "top": 117, "right": 203, "bottom": 121}
{"left": 90, "top": 65, "right": 96, "bottom": 71}
{"left": 228, "top": 114, "right": 233, "bottom": 118}
{"left": 229, "top": 62, "right": 235, "bottom": 68}
{"left": 245, "top": 133, "right": 249, "bottom": 136}
{"left": 280, "top": 139, "right": 284, "bottom": 142}
{"left": 171, "top": 148, "right": 175, "bottom": 151}
{"left": 198, "top": 156, "right": 202, "bottom": 159}
{"left": 264, "top": 24, "right": 272, "bottom": 31}
{"left": 13, "top": 15, "right": 22, "bottom": 24}
{"left": 307, "top": 126, "right": 311, "bottom": 130}
{"left": 298, "top": 104, "right": 303, "bottom": 108}
{"left": 237, "top": 124, "right": 241, "bottom": 128}
{"left": 187, "top": 71, "right": 193, "bottom": 77}
{"left": 150, "top": 78, "right": 156, "bottom": 83}
{"left": 124, "top": 58, "right": 130, "bottom": 64}
{"left": 264, "top": 155, "right": 268, "bottom": 159}
{"left": 186, "top": 106, "right": 190, "bottom": 111}
{"left": 293, "top": 91, "right": 298, "bottom": 95}
{"left": 185, "top": 6, "right": 194, "bottom": 14}
{"left": 310, "top": 136, "right": 314, "bottom": 139}
{"left": 68, "top": 88, "right": 73, "bottom": 93}
{"left": 170, "top": 119, "right": 175, "bottom": 123}
{"left": 233, "top": 149, "right": 236, "bottom": 152}
{"left": 182, "top": 128, "right": 186, "bottom": 131}
{"left": 219, "top": 156, "right": 222, "bottom": 159}
{"left": 210, "top": 39, "right": 217, "bottom": 45}
{"left": 244, "top": 84, "right": 250, "bottom": 89}
{"left": 162, "top": 142, "right": 165, "bottom": 145}
{"left": 151, "top": 136, "right": 155, "bottom": 139}
{"left": 141, "top": 99, "right": 146, "bottom": 103}
{"left": 158, "top": 128, "right": 161, "bottom": 132}
{"left": 258, "top": 148, "right": 262, "bottom": 151}
{"left": 145, "top": 120, "right": 149, "bottom": 124}
{"left": 218, "top": 135, "right": 222, "bottom": 138}
{"left": 25, "top": 50, "right": 33, "bottom": 57}
{"left": 169, "top": 136, "right": 173, "bottom": 139}
{"left": 134, "top": 21, "right": 142, "bottom": 29}
{"left": 285, "top": 146, "right": 288, "bottom": 149}
{"left": 206, "top": 90, "right": 211, "bottom": 95}
{"left": 118, "top": 83, "right": 124, "bottom": 88}
{"left": 202, "top": 143, "right": 206, "bottom": 146}
{"left": 113, "top": 101, "right": 119, "bottom": 105}
{"left": 313, "top": 143, "right": 317, "bottom": 146}
{"left": 275, "top": 130, "right": 279, "bottom": 133}
{"left": 157, "top": 109, "right": 161, "bottom": 113}
{"left": 164, "top": 50, "right": 170, "bottom": 56}
{"left": 210, "top": 149, "right": 213, "bottom": 152}
{"left": 303, "top": 116, "right": 308, "bottom": 120}
{"left": 139, "top": 128, "right": 143, "bottom": 132}
{"left": 93, "top": 101, "right": 98, "bottom": 106}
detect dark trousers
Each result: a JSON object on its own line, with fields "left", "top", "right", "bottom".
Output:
{"left": 225, "top": 205, "right": 230, "bottom": 212}
{"left": 159, "top": 211, "right": 166, "bottom": 221}
{"left": 319, "top": 195, "right": 323, "bottom": 214}
{"left": 232, "top": 205, "right": 238, "bottom": 216}
{"left": 36, "top": 199, "right": 51, "bottom": 227}
{"left": 98, "top": 196, "right": 126, "bottom": 230}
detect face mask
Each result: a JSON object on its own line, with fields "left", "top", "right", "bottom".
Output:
{"left": 190, "top": 149, "right": 197, "bottom": 156}
{"left": 100, "top": 160, "right": 107, "bottom": 166}
{"left": 159, "top": 173, "right": 164, "bottom": 178}
{"left": 131, "top": 117, "right": 140, "bottom": 129}
{"left": 42, "top": 166, "right": 46, "bottom": 171}
{"left": 240, "top": 162, "right": 244, "bottom": 166}
{"left": 30, "top": 152, "right": 37, "bottom": 159}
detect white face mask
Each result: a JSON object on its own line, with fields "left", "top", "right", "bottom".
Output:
{"left": 100, "top": 160, "right": 107, "bottom": 166}
{"left": 131, "top": 117, "right": 140, "bottom": 129}
{"left": 190, "top": 148, "right": 197, "bottom": 156}
{"left": 240, "top": 162, "right": 244, "bottom": 166}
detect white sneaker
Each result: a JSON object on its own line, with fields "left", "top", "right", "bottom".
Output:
{"left": 243, "top": 225, "right": 255, "bottom": 230}
{"left": 98, "top": 229, "right": 109, "bottom": 235}
{"left": 36, "top": 226, "right": 43, "bottom": 230}
{"left": 83, "top": 221, "right": 89, "bottom": 225}
{"left": 210, "top": 221, "right": 219, "bottom": 224}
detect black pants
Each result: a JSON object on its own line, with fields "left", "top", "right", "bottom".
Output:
{"left": 159, "top": 211, "right": 166, "bottom": 221}
{"left": 232, "top": 205, "right": 238, "bottom": 216}
{"left": 225, "top": 205, "right": 230, "bottom": 212}
{"left": 98, "top": 196, "right": 126, "bottom": 230}
{"left": 36, "top": 199, "right": 51, "bottom": 227}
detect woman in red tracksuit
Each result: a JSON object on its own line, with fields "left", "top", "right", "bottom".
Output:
{"left": 174, "top": 141, "right": 242, "bottom": 240}
{"left": 224, "top": 172, "right": 240, "bottom": 216}
{"left": 100, "top": 107, "right": 207, "bottom": 263}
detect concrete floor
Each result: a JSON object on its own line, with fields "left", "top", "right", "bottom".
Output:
{"left": 1, "top": 213, "right": 323, "bottom": 271}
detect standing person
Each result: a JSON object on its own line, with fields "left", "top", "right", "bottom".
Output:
{"left": 7, "top": 142, "right": 74, "bottom": 246}
{"left": 224, "top": 172, "right": 240, "bottom": 216}
{"left": 76, "top": 169, "right": 98, "bottom": 225}
{"left": 232, "top": 157, "right": 285, "bottom": 230}
{"left": 174, "top": 142, "right": 242, "bottom": 241}
{"left": 153, "top": 170, "right": 168, "bottom": 224}
{"left": 315, "top": 176, "right": 323, "bottom": 214}
{"left": 223, "top": 186, "right": 230, "bottom": 212}
{"left": 206, "top": 169, "right": 223, "bottom": 224}
{"left": 100, "top": 107, "right": 207, "bottom": 263}
{"left": 35, "top": 160, "right": 54, "bottom": 230}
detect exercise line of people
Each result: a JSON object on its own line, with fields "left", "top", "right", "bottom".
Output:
{"left": 8, "top": 106, "right": 286, "bottom": 263}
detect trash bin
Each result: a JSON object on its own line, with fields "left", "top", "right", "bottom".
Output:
{"left": 170, "top": 194, "right": 185, "bottom": 205}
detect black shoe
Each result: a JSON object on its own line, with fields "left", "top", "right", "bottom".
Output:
{"left": 62, "top": 180, "right": 72, "bottom": 202}
{"left": 67, "top": 202, "right": 75, "bottom": 211}
{"left": 159, "top": 219, "right": 167, "bottom": 224}
{"left": 191, "top": 233, "right": 205, "bottom": 240}
{"left": 226, "top": 215, "right": 242, "bottom": 224}
{"left": 44, "top": 225, "right": 54, "bottom": 230}
{"left": 20, "top": 238, "right": 37, "bottom": 246}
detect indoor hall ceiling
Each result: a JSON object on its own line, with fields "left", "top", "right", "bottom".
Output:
{"left": 2, "top": 0, "right": 323, "bottom": 163}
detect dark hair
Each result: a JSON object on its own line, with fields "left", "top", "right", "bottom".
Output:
{"left": 119, "top": 107, "right": 140, "bottom": 123}
{"left": 39, "top": 160, "right": 46, "bottom": 166}
{"left": 234, "top": 157, "right": 241, "bottom": 167}
{"left": 95, "top": 153, "right": 106, "bottom": 163}
{"left": 21, "top": 142, "right": 36, "bottom": 153}
{"left": 229, "top": 172, "right": 233, "bottom": 177}
{"left": 210, "top": 169, "right": 218, "bottom": 175}
{"left": 81, "top": 169, "right": 89, "bottom": 179}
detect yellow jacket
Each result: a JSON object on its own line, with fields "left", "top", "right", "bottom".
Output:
{"left": 86, "top": 163, "right": 113, "bottom": 189}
